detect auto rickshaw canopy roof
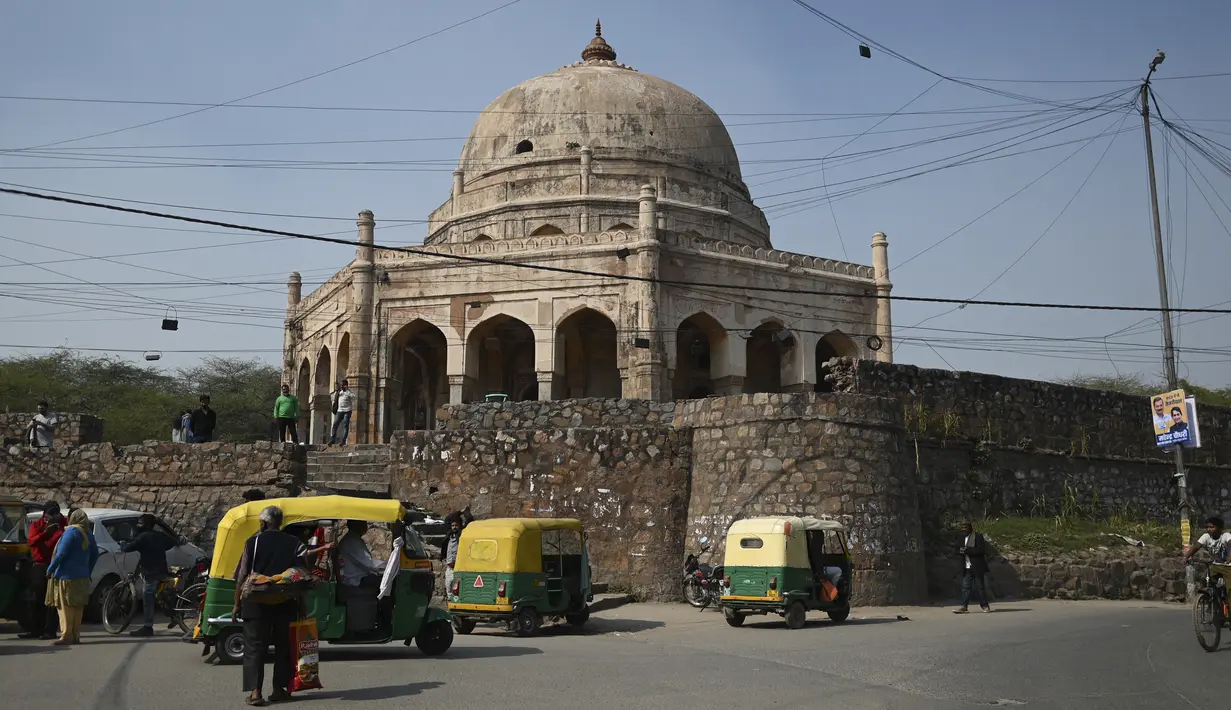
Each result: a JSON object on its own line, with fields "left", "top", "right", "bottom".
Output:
{"left": 454, "top": 518, "right": 584, "bottom": 574}
{"left": 722, "top": 516, "right": 847, "bottom": 568}
{"left": 210, "top": 495, "right": 406, "bottom": 578}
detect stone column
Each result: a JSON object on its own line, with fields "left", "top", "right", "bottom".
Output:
{"left": 447, "top": 375, "right": 469, "bottom": 405}
{"left": 871, "top": 232, "right": 893, "bottom": 363}
{"left": 626, "top": 185, "right": 664, "bottom": 400}
{"left": 350, "top": 211, "right": 377, "bottom": 442}
{"left": 283, "top": 271, "right": 302, "bottom": 389}
{"left": 452, "top": 170, "right": 465, "bottom": 218}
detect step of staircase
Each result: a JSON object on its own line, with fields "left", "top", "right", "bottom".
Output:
{"left": 306, "top": 445, "right": 392, "bottom": 496}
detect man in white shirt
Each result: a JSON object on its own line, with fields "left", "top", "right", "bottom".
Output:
{"left": 1151, "top": 396, "right": 1173, "bottom": 433}
{"left": 1184, "top": 516, "right": 1231, "bottom": 564}
{"left": 336, "top": 520, "right": 383, "bottom": 589}
{"left": 29, "top": 401, "right": 58, "bottom": 448}
{"left": 328, "top": 380, "right": 357, "bottom": 446}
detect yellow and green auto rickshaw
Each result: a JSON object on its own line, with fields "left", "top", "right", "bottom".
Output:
{"left": 717, "top": 516, "right": 852, "bottom": 629}
{"left": 192, "top": 495, "right": 453, "bottom": 664}
{"left": 0, "top": 496, "right": 36, "bottom": 633}
{"left": 448, "top": 518, "right": 592, "bottom": 637}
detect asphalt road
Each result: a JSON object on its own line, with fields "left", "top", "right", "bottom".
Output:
{"left": 1, "top": 600, "right": 1226, "bottom": 709}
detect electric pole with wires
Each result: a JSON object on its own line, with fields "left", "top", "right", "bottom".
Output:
{"left": 1139, "top": 50, "right": 1194, "bottom": 601}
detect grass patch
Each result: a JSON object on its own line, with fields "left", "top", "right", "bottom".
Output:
{"left": 980, "top": 515, "right": 1178, "bottom": 554}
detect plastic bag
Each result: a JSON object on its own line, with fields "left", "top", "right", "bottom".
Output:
{"left": 289, "top": 618, "right": 323, "bottom": 693}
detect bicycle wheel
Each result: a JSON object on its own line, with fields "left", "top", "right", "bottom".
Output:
{"left": 102, "top": 580, "right": 137, "bottom": 634}
{"left": 172, "top": 582, "right": 207, "bottom": 634}
{"left": 1193, "top": 591, "right": 1222, "bottom": 652}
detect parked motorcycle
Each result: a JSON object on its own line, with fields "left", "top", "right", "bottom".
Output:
{"left": 683, "top": 536, "right": 724, "bottom": 609}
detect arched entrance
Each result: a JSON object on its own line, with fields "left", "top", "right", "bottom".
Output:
{"left": 673, "top": 313, "right": 726, "bottom": 400}
{"left": 745, "top": 322, "right": 788, "bottom": 395}
{"left": 466, "top": 315, "right": 537, "bottom": 402}
{"left": 336, "top": 333, "right": 350, "bottom": 385}
{"left": 313, "top": 346, "right": 332, "bottom": 444}
{"left": 555, "top": 308, "right": 620, "bottom": 398}
{"left": 815, "top": 331, "right": 858, "bottom": 393}
{"left": 389, "top": 320, "right": 448, "bottom": 433}
{"left": 296, "top": 358, "right": 311, "bottom": 439}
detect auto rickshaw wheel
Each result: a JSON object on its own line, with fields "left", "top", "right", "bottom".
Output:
{"left": 565, "top": 608, "right": 590, "bottom": 628}
{"left": 414, "top": 619, "right": 454, "bottom": 656}
{"left": 514, "top": 607, "right": 541, "bottom": 637}
{"left": 723, "top": 608, "right": 746, "bottom": 627}
{"left": 827, "top": 605, "right": 851, "bottom": 623}
{"left": 452, "top": 616, "right": 476, "bottom": 635}
{"left": 784, "top": 601, "right": 807, "bottom": 630}
{"left": 215, "top": 628, "right": 246, "bottom": 665}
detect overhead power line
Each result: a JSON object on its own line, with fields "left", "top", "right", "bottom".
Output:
{"left": 3, "top": 184, "right": 1229, "bottom": 316}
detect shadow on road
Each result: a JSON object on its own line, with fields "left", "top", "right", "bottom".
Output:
{"left": 741, "top": 616, "right": 909, "bottom": 630}
{"left": 76, "top": 636, "right": 185, "bottom": 646}
{"left": 0, "top": 642, "right": 66, "bottom": 656}
{"left": 457, "top": 617, "right": 667, "bottom": 638}
{"left": 321, "top": 645, "right": 541, "bottom": 662}
{"left": 312, "top": 681, "right": 444, "bottom": 701}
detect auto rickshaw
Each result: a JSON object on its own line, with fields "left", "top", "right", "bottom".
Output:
{"left": 0, "top": 496, "right": 35, "bottom": 633}
{"left": 192, "top": 495, "right": 453, "bottom": 664}
{"left": 717, "top": 516, "right": 852, "bottom": 629}
{"left": 448, "top": 518, "right": 592, "bottom": 637}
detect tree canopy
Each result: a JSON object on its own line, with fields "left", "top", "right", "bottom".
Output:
{"left": 1060, "top": 373, "right": 1231, "bottom": 407}
{"left": 0, "top": 351, "right": 282, "bottom": 444}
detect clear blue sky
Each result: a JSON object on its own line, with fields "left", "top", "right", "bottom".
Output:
{"left": 1, "top": 0, "right": 1228, "bottom": 387}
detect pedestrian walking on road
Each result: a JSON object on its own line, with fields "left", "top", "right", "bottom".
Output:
{"left": 328, "top": 380, "right": 355, "bottom": 446}
{"left": 190, "top": 395, "right": 217, "bottom": 443}
{"left": 272, "top": 384, "right": 300, "bottom": 445}
{"left": 20, "top": 501, "right": 65, "bottom": 639}
{"left": 233, "top": 506, "right": 305, "bottom": 706}
{"left": 443, "top": 515, "right": 462, "bottom": 594}
{"left": 954, "top": 521, "right": 991, "bottom": 614}
{"left": 121, "top": 513, "right": 176, "bottom": 637}
{"left": 45, "top": 508, "right": 99, "bottom": 646}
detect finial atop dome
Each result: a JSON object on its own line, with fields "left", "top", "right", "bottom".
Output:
{"left": 581, "top": 19, "right": 616, "bottom": 63}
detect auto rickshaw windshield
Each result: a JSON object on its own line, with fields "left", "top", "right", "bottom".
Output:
{"left": 0, "top": 503, "right": 25, "bottom": 543}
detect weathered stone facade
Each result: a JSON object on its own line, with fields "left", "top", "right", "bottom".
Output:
{"left": 827, "top": 358, "right": 1231, "bottom": 466}
{"left": 438, "top": 399, "right": 676, "bottom": 431}
{"left": 1, "top": 413, "right": 104, "bottom": 448}
{"left": 675, "top": 393, "right": 928, "bottom": 605}
{"left": 1, "top": 442, "right": 304, "bottom": 545}
{"left": 930, "top": 546, "right": 1189, "bottom": 603}
{"left": 388, "top": 425, "right": 690, "bottom": 601}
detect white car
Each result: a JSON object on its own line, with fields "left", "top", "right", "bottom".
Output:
{"left": 27, "top": 508, "right": 207, "bottom": 619}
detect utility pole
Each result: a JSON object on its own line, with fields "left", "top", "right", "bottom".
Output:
{"left": 1140, "top": 51, "right": 1193, "bottom": 600}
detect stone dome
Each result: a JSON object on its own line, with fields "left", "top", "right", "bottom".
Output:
{"left": 458, "top": 23, "right": 744, "bottom": 183}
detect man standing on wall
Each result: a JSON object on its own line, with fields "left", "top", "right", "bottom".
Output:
{"left": 27, "top": 401, "right": 58, "bottom": 448}
{"left": 190, "top": 395, "right": 217, "bottom": 443}
{"left": 272, "top": 383, "right": 300, "bottom": 445}
{"left": 954, "top": 521, "right": 991, "bottom": 614}
{"left": 20, "top": 501, "right": 66, "bottom": 639}
{"left": 328, "top": 380, "right": 355, "bottom": 446}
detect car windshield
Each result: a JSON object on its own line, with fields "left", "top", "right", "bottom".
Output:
{"left": 0, "top": 503, "right": 26, "bottom": 543}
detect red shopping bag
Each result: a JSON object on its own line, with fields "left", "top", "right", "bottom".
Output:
{"left": 289, "top": 618, "right": 323, "bottom": 693}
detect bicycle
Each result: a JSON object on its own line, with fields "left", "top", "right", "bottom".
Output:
{"left": 101, "top": 565, "right": 207, "bottom": 635}
{"left": 1190, "top": 559, "right": 1230, "bottom": 652}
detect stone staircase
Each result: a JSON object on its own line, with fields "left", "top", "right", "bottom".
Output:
{"left": 305, "top": 444, "right": 392, "bottom": 496}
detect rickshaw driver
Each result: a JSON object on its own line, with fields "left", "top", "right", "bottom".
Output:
{"left": 337, "top": 520, "right": 383, "bottom": 594}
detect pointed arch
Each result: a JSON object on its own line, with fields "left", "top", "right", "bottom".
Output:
{"left": 608, "top": 222, "right": 635, "bottom": 232}
{"left": 312, "top": 346, "right": 333, "bottom": 445}
{"left": 555, "top": 308, "right": 620, "bottom": 398}
{"left": 336, "top": 332, "right": 351, "bottom": 383}
{"left": 465, "top": 314, "right": 537, "bottom": 402}
{"left": 472, "top": 234, "right": 493, "bottom": 242}
{"left": 745, "top": 321, "right": 789, "bottom": 395}
{"left": 815, "top": 330, "right": 859, "bottom": 393}
{"left": 530, "top": 224, "right": 565, "bottom": 236}
{"left": 673, "top": 312, "right": 727, "bottom": 400}
{"left": 389, "top": 319, "right": 448, "bottom": 433}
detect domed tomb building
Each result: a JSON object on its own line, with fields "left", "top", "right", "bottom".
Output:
{"left": 284, "top": 24, "right": 894, "bottom": 445}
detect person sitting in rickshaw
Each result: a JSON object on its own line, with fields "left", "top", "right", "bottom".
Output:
{"left": 337, "top": 520, "right": 383, "bottom": 593}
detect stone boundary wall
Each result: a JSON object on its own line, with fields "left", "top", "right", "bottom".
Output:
{"left": 1, "top": 413, "right": 104, "bottom": 448}
{"left": 930, "top": 546, "right": 1188, "bottom": 603}
{"left": 437, "top": 399, "right": 676, "bottom": 431}
{"left": 676, "top": 392, "right": 929, "bottom": 606}
{"left": 0, "top": 442, "right": 305, "bottom": 546}
{"left": 914, "top": 443, "right": 1231, "bottom": 529}
{"left": 827, "top": 358, "right": 1231, "bottom": 466}
{"left": 388, "top": 426, "right": 691, "bottom": 601}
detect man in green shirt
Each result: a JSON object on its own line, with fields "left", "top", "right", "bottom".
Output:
{"left": 273, "top": 383, "right": 301, "bottom": 445}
